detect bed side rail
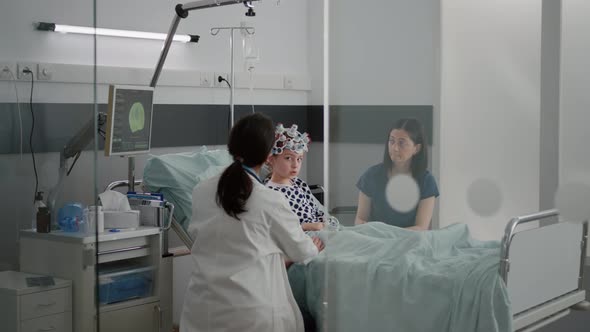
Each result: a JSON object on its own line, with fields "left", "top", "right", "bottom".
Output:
{"left": 105, "top": 180, "right": 143, "bottom": 191}
{"left": 171, "top": 217, "right": 195, "bottom": 250}
{"left": 500, "top": 209, "right": 589, "bottom": 316}
{"left": 500, "top": 209, "right": 561, "bottom": 282}
{"left": 500, "top": 209, "right": 588, "bottom": 285}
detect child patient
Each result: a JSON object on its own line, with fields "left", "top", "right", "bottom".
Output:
{"left": 265, "top": 124, "right": 326, "bottom": 232}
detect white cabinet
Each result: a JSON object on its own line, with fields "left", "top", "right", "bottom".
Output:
{"left": 100, "top": 300, "right": 162, "bottom": 332}
{"left": 0, "top": 271, "right": 72, "bottom": 332}
{"left": 19, "top": 227, "right": 172, "bottom": 332}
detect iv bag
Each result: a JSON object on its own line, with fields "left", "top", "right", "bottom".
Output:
{"left": 242, "top": 33, "right": 259, "bottom": 61}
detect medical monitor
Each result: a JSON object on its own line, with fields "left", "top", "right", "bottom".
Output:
{"left": 105, "top": 85, "right": 154, "bottom": 156}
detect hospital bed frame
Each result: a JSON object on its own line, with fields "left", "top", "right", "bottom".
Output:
{"left": 106, "top": 180, "right": 589, "bottom": 331}
{"left": 500, "top": 209, "right": 589, "bottom": 331}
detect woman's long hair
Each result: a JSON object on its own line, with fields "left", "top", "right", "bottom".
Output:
{"left": 382, "top": 118, "right": 428, "bottom": 179}
{"left": 216, "top": 113, "right": 275, "bottom": 219}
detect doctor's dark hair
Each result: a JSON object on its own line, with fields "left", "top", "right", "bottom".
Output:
{"left": 216, "top": 113, "right": 275, "bottom": 220}
{"left": 382, "top": 118, "right": 428, "bottom": 179}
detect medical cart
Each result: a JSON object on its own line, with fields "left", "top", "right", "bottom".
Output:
{"left": 19, "top": 227, "right": 172, "bottom": 332}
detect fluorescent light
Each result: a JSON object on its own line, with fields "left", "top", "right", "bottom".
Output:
{"left": 36, "top": 22, "right": 199, "bottom": 43}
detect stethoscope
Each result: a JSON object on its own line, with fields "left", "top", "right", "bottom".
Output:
{"left": 242, "top": 164, "right": 262, "bottom": 184}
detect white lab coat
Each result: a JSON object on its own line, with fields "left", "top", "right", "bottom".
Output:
{"left": 180, "top": 173, "right": 318, "bottom": 332}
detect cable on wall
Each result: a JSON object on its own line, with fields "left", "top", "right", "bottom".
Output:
{"left": 23, "top": 69, "right": 39, "bottom": 202}
{"left": 219, "top": 75, "right": 234, "bottom": 129}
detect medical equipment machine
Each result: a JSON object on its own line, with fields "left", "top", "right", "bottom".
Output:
{"left": 104, "top": 85, "right": 154, "bottom": 157}
{"left": 47, "top": 84, "right": 155, "bottom": 228}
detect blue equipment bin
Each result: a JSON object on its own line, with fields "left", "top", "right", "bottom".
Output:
{"left": 98, "top": 266, "right": 154, "bottom": 305}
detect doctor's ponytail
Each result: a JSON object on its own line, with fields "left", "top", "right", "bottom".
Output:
{"left": 216, "top": 113, "right": 275, "bottom": 220}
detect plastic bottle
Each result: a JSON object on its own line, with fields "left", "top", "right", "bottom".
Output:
{"left": 32, "top": 191, "right": 46, "bottom": 230}
{"left": 58, "top": 203, "right": 85, "bottom": 232}
{"left": 83, "top": 206, "right": 104, "bottom": 234}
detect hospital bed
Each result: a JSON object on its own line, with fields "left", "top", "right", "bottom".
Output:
{"left": 290, "top": 210, "right": 589, "bottom": 332}
{"left": 109, "top": 147, "right": 589, "bottom": 332}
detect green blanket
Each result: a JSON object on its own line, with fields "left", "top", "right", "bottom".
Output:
{"left": 288, "top": 222, "right": 512, "bottom": 332}
{"left": 142, "top": 147, "right": 232, "bottom": 230}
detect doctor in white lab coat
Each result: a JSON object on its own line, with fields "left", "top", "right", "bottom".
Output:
{"left": 180, "top": 113, "right": 323, "bottom": 332}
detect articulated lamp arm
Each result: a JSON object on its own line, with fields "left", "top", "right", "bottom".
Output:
{"left": 60, "top": 112, "right": 107, "bottom": 169}
{"left": 48, "top": 112, "right": 107, "bottom": 219}
{"left": 150, "top": 0, "right": 260, "bottom": 87}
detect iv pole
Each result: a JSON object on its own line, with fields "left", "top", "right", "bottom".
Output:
{"left": 210, "top": 26, "right": 255, "bottom": 128}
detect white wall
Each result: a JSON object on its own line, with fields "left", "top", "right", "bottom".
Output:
{"left": 308, "top": 0, "right": 324, "bottom": 105}
{"left": 328, "top": 0, "right": 436, "bottom": 106}
{"left": 560, "top": 0, "right": 590, "bottom": 263}
{"left": 0, "top": 0, "right": 313, "bottom": 270}
{"left": 559, "top": 2, "right": 590, "bottom": 187}
{"left": 310, "top": 0, "right": 436, "bottom": 105}
{"left": 0, "top": 0, "right": 309, "bottom": 73}
{"left": 540, "top": 0, "right": 590, "bottom": 319}
{"left": 0, "top": 0, "right": 311, "bottom": 105}
{"left": 439, "top": 0, "right": 542, "bottom": 240}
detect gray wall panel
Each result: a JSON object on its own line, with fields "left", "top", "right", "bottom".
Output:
{"left": 308, "top": 105, "right": 434, "bottom": 145}
{"left": 1, "top": 103, "right": 433, "bottom": 153}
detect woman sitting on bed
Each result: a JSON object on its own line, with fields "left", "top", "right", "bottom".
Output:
{"left": 354, "top": 118, "right": 439, "bottom": 230}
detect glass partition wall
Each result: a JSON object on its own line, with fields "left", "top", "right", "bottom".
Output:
{"left": 316, "top": 1, "right": 590, "bottom": 331}
{"left": 94, "top": 1, "right": 315, "bottom": 331}
{"left": 312, "top": 1, "right": 441, "bottom": 330}
{"left": 4, "top": 1, "right": 589, "bottom": 332}
{"left": 0, "top": 0, "right": 101, "bottom": 331}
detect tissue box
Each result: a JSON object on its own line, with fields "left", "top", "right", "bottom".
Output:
{"left": 103, "top": 210, "right": 140, "bottom": 229}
